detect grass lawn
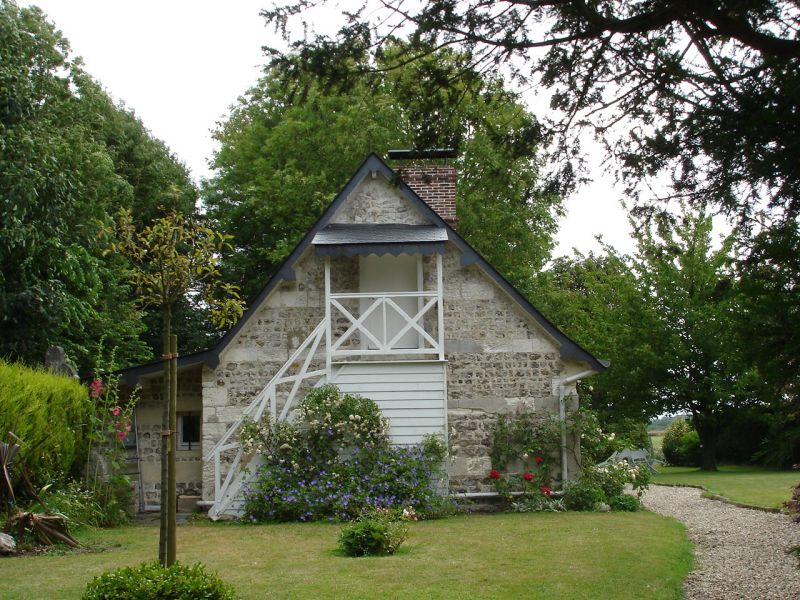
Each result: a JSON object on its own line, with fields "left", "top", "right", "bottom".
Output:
{"left": 653, "top": 465, "right": 798, "bottom": 509}
{"left": 0, "top": 512, "right": 692, "bottom": 600}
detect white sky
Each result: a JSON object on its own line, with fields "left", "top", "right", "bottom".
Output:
{"left": 21, "top": 0, "right": 635, "bottom": 258}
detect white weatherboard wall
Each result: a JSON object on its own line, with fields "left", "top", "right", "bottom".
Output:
{"left": 330, "top": 361, "right": 447, "bottom": 445}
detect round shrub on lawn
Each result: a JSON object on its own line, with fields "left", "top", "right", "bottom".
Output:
{"left": 82, "top": 560, "right": 237, "bottom": 600}
{"left": 338, "top": 514, "right": 409, "bottom": 557}
{"left": 662, "top": 419, "right": 701, "bottom": 466}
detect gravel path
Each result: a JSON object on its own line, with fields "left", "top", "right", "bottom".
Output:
{"left": 642, "top": 484, "right": 800, "bottom": 600}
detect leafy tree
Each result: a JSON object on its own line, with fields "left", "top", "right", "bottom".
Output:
{"left": 264, "top": 1, "right": 800, "bottom": 221}
{"left": 735, "top": 223, "right": 800, "bottom": 466}
{"left": 0, "top": 2, "right": 202, "bottom": 373}
{"left": 203, "top": 42, "right": 560, "bottom": 300}
{"left": 537, "top": 251, "right": 661, "bottom": 426}
{"left": 540, "top": 209, "right": 751, "bottom": 469}
{"left": 111, "top": 209, "right": 244, "bottom": 566}
{"left": 0, "top": 1, "right": 146, "bottom": 373}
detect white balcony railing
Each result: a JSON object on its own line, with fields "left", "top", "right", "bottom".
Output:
{"left": 328, "top": 291, "right": 443, "bottom": 360}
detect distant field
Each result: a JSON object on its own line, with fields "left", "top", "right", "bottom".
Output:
{"left": 649, "top": 432, "right": 665, "bottom": 459}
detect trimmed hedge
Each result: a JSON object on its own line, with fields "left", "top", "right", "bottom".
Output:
{"left": 0, "top": 360, "right": 90, "bottom": 489}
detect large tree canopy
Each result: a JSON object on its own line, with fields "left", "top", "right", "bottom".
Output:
{"left": 539, "top": 208, "right": 754, "bottom": 469}
{"left": 0, "top": 1, "right": 197, "bottom": 373}
{"left": 203, "top": 42, "right": 561, "bottom": 301}
{"left": 264, "top": 1, "right": 800, "bottom": 223}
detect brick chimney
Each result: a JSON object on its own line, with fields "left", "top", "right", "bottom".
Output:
{"left": 390, "top": 150, "right": 458, "bottom": 229}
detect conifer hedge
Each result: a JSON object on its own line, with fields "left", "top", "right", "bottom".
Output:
{"left": 0, "top": 361, "right": 91, "bottom": 489}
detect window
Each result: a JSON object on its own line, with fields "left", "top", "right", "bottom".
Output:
{"left": 177, "top": 413, "right": 201, "bottom": 451}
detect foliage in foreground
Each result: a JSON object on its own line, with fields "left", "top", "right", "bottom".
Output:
{"left": 82, "top": 560, "right": 237, "bottom": 600}
{"left": 242, "top": 385, "right": 452, "bottom": 522}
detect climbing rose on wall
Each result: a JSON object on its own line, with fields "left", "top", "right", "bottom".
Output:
{"left": 489, "top": 469, "right": 502, "bottom": 480}
{"left": 522, "top": 472, "right": 534, "bottom": 482}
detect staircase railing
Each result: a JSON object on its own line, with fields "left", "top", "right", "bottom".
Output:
{"left": 204, "top": 320, "right": 327, "bottom": 514}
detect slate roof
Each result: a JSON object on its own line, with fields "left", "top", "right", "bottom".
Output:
{"left": 119, "top": 153, "right": 607, "bottom": 385}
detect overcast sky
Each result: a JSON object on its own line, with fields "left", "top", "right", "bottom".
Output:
{"left": 21, "top": 0, "right": 635, "bottom": 258}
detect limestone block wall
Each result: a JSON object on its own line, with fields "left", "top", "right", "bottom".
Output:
{"left": 429, "top": 248, "right": 580, "bottom": 492}
{"left": 135, "top": 366, "right": 203, "bottom": 508}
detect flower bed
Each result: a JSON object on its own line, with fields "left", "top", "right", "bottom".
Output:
{"left": 241, "top": 385, "right": 451, "bottom": 522}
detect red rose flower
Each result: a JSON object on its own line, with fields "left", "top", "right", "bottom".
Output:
{"left": 540, "top": 485, "right": 552, "bottom": 497}
{"left": 535, "top": 456, "right": 544, "bottom": 464}
{"left": 489, "top": 469, "right": 502, "bottom": 480}
{"left": 522, "top": 472, "right": 534, "bottom": 482}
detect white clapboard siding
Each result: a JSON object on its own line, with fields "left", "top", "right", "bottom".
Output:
{"left": 331, "top": 361, "right": 447, "bottom": 446}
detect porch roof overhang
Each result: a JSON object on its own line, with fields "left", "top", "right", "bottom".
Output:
{"left": 312, "top": 224, "right": 447, "bottom": 257}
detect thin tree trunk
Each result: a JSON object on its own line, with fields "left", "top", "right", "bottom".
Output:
{"left": 158, "top": 308, "right": 171, "bottom": 565}
{"left": 167, "top": 333, "right": 177, "bottom": 566}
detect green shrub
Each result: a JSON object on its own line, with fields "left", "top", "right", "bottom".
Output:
{"left": 338, "top": 511, "right": 409, "bottom": 557}
{"left": 608, "top": 494, "right": 640, "bottom": 512}
{"left": 563, "top": 480, "right": 604, "bottom": 511}
{"left": 82, "top": 560, "right": 237, "bottom": 600}
{"left": 36, "top": 478, "right": 133, "bottom": 528}
{"left": 662, "top": 419, "right": 701, "bottom": 466}
{"left": 0, "top": 361, "right": 90, "bottom": 491}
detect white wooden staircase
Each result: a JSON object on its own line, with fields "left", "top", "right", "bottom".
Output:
{"left": 204, "top": 289, "right": 447, "bottom": 520}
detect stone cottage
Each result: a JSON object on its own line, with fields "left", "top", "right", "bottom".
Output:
{"left": 120, "top": 152, "right": 606, "bottom": 518}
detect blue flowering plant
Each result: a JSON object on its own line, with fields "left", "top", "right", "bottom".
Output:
{"left": 241, "top": 385, "right": 452, "bottom": 522}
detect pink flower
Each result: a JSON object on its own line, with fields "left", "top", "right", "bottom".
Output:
{"left": 111, "top": 406, "right": 121, "bottom": 416}
{"left": 117, "top": 431, "right": 126, "bottom": 440}
{"left": 125, "top": 424, "right": 132, "bottom": 432}
{"left": 90, "top": 380, "right": 103, "bottom": 398}
{"left": 535, "top": 456, "right": 544, "bottom": 464}
{"left": 522, "top": 472, "right": 534, "bottom": 482}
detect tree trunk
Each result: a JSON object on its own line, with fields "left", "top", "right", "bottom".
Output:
{"left": 693, "top": 414, "right": 719, "bottom": 471}
{"left": 167, "top": 333, "right": 177, "bottom": 566}
{"left": 158, "top": 308, "right": 171, "bottom": 565}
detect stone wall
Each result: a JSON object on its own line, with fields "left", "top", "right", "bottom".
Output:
{"left": 432, "top": 247, "right": 580, "bottom": 492}
{"left": 330, "top": 178, "right": 430, "bottom": 225}
{"left": 135, "top": 366, "right": 203, "bottom": 508}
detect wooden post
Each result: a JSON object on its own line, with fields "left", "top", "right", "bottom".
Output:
{"left": 324, "top": 257, "right": 332, "bottom": 375}
{"left": 158, "top": 310, "right": 170, "bottom": 565}
{"left": 167, "top": 334, "right": 177, "bottom": 566}
{"left": 436, "top": 253, "right": 445, "bottom": 360}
